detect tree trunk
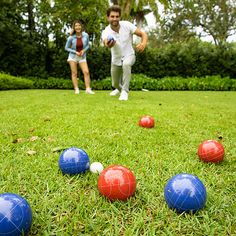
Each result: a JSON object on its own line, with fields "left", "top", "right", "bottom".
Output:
{"left": 27, "top": 0, "right": 35, "bottom": 34}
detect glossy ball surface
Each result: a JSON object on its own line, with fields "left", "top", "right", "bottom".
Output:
{"left": 164, "top": 173, "right": 207, "bottom": 213}
{"left": 98, "top": 165, "right": 136, "bottom": 201}
{"left": 198, "top": 140, "right": 224, "bottom": 163}
{"left": 90, "top": 162, "right": 104, "bottom": 174}
{"left": 138, "top": 115, "right": 155, "bottom": 128}
{"left": 0, "top": 193, "right": 32, "bottom": 236}
{"left": 58, "top": 147, "right": 90, "bottom": 175}
{"left": 107, "top": 35, "right": 114, "bottom": 43}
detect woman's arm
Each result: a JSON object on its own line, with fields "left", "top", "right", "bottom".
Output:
{"left": 65, "top": 36, "right": 76, "bottom": 54}
{"left": 83, "top": 33, "right": 90, "bottom": 52}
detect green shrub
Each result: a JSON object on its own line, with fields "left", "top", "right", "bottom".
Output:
{"left": 1, "top": 39, "right": 236, "bottom": 80}
{"left": 134, "top": 39, "right": 236, "bottom": 79}
{"left": 87, "top": 47, "right": 111, "bottom": 80}
{"left": 31, "top": 77, "right": 74, "bottom": 90}
{"left": 91, "top": 78, "right": 112, "bottom": 90}
{"left": 1, "top": 72, "right": 236, "bottom": 91}
{"left": 0, "top": 73, "right": 34, "bottom": 90}
{"left": 128, "top": 74, "right": 236, "bottom": 91}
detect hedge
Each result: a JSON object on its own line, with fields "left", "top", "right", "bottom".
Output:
{"left": 1, "top": 73, "right": 236, "bottom": 91}
{"left": 0, "top": 73, "right": 34, "bottom": 90}
{"left": 1, "top": 40, "right": 236, "bottom": 80}
{"left": 133, "top": 41, "right": 236, "bottom": 79}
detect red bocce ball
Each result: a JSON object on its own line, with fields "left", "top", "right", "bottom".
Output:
{"left": 98, "top": 165, "right": 136, "bottom": 201}
{"left": 198, "top": 140, "right": 225, "bottom": 163}
{"left": 138, "top": 115, "right": 155, "bottom": 128}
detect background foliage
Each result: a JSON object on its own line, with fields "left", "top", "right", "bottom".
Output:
{"left": 1, "top": 73, "right": 236, "bottom": 91}
{"left": 0, "top": 0, "right": 236, "bottom": 80}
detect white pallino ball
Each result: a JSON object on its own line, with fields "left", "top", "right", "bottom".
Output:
{"left": 90, "top": 162, "right": 104, "bottom": 174}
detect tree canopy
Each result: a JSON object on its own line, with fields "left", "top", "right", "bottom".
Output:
{"left": 0, "top": 0, "right": 235, "bottom": 77}
{"left": 160, "top": 0, "right": 236, "bottom": 47}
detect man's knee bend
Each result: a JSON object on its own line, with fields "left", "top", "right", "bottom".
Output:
{"left": 122, "top": 63, "right": 132, "bottom": 71}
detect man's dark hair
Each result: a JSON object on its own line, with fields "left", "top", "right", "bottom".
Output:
{"left": 107, "top": 5, "right": 121, "bottom": 17}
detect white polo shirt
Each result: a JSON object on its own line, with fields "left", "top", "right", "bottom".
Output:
{"left": 102, "top": 21, "right": 137, "bottom": 66}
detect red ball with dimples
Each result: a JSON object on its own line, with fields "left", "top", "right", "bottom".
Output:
{"left": 138, "top": 115, "right": 155, "bottom": 128}
{"left": 98, "top": 165, "right": 136, "bottom": 201}
{"left": 198, "top": 140, "right": 225, "bottom": 163}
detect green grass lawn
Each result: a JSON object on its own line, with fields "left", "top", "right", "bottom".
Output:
{"left": 0, "top": 90, "right": 236, "bottom": 235}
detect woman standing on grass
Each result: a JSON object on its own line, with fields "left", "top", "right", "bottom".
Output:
{"left": 65, "top": 20, "right": 94, "bottom": 94}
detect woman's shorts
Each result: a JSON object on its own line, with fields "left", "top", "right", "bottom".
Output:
{"left": 67, "top": 55, "right": 86, "bottom": 64}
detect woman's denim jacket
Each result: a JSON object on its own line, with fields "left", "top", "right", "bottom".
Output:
{"left": 65, "top": 32, "right": 89, "bottom": 59}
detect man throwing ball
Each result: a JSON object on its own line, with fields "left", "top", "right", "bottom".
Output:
{"left": 102, "top": 5, "right": 148, "bottom": 101}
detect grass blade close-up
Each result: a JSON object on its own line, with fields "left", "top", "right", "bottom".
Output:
{"left": 0, "top": 90, "right": 236, "bottom": 235}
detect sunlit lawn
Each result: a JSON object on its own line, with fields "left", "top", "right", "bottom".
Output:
{"left": 0, "top": 90, "right": 236, "bottom": 235}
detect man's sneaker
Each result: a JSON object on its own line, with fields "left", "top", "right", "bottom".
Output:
{"left": 75, "top": 89, "right": 80, "bottom": 94}
{"left": 86, "top": 88, "right": 95, "bottom": 94}
{"left": 109, "top": 89, "right": 120, "bottom": 96}
{"left": 119, "top": 90, "right": 128, "bottom": 101}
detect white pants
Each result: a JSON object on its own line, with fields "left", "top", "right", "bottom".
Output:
{"left": 111, "top": 54, "right": 136, "bottom": 93}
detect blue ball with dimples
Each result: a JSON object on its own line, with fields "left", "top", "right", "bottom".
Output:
{"left": 164, "top": 173, "right": 207, "bottom": 214}
{"left": 0, "top": 193, "right": 32, "bottom": 236}
{"left": 58, "top": 147, "right": 90, "bottom": 175}
{"left": 107, "top": 35, "right": 114, "bottom": 43}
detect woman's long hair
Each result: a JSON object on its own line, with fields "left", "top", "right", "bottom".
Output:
{"left": 70, "top": 20, "right": 83, "bottom": 35}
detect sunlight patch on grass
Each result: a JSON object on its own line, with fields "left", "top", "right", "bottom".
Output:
{"left": 0, "top": 90, "right": 236, "bottom": 234}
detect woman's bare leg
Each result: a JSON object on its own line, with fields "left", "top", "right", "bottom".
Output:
{"left": 68, "top": 61, "right": 79, "bottom": 92}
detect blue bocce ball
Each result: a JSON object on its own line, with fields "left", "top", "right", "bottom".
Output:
{"left": 0, "top": 193, "right": 32, "bottom": 236}
{"left": 58, "top": 147, "right": 90, "bottom": 175}
{"left": 107, "top": 35, "right": 114, "bottom": 43}
{"left": 164, "top": 173, "right": 207, "bottom": 213}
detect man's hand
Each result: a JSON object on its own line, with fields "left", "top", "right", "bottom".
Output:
{"left": 136, "top": 42, "right": 146, "bottom": 52}
{"left": 134, "top": 28, "right": 148, "bottom": 53}
{"left": 106, "top": 40, "right": 116, "bottom": 48}
{"left": 105, "top": 35, "right": 116, "bottom": 48}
